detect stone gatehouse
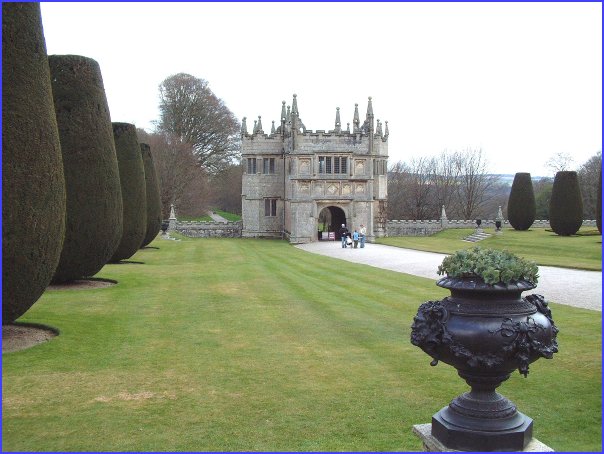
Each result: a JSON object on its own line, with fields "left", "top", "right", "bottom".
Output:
{"left": 241, "top": 95, "right": 389, "bottom": 244}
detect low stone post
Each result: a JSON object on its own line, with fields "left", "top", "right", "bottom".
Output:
{"left": 168, "top": 204, "right": 177, "bottom": 231}
{"left": 440, "top": 205, "right": 448, "bottom": 230}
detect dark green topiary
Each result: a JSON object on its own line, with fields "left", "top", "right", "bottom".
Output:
{"left": 49, "top": 55, "right": 124, "bottom": 283}
{"left": 110, "top": 123, "right": 147, "bottom": 262}
{"left": 507, "top": 172, "right": 536, "bottom": 231}
{"left": 2, "top": 3, "right": 66, "bottom": 323}
{"left": 140, "top": 143, "right": 162, "bottom": 247}
{"left": 597, "top": 168, "right": 602, "bottom": 234}
{"left": 549, "top": 171, "right": 583, "bottom": 236}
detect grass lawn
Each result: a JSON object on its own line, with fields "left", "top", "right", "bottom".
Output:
{"left": 377, "top": 227, "right": 602, "bottom": 271}
{"left": 2, "top": 237, "right": 601, "bottom": 451}
{"left": 213, "top": 209, "right": 241, "bottom": 222}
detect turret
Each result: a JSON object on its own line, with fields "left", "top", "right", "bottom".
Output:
{"left": 334, "top": 107, "right": 341, "bottom": 133}
{"left": 353, "top": 103, "right": 360, "bottom": 133}
{"left": 241, "top": 117, "right": 248, "bottom": 136}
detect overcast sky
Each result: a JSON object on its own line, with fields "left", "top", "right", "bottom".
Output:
{"left": 40, "top": 2, "right": 601, "bottom": 177}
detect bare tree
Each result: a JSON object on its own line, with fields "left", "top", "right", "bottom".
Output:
{"left": 577, "top": 151, "right": 602, "bottom": 219}
{"left": 545, "top": 152, "right": 575, "bottom": 174}
{"left": 157, "top": 73, "right": 240, "bottom": 174}
{"left": 429, "top": 150, "right": 461, "bottom": 216}
{"left": 452, "top": 148, "right": 500, "bottom": 219}
{"left": 209, "top": 163, "right": 243, "bottom": 215}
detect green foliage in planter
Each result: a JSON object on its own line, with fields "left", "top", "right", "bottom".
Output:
{"left": 2, "top": 3, "right": 66, "bottom": 323}
{"left": 49, "top": 55, "right": 123, "bottom": 282}
{"left": 110, "top": 123, "right": 146, "bottom": 262}
{"left": 140, "top": 143, "right": 162, "bottom": 248}
{"left": 507, "top": 172, "right": 536, "bottom": 231}
{"left": 437, "top": 247, "right": 539, "bottom": 285}
{"left": 549, "top": 171, "right": 583, "bottom": 236}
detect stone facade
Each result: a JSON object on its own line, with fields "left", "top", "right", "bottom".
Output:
{"left": 241, "top": 95, "right": 389, "bottom": 244}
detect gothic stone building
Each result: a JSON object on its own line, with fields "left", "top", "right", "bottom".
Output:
{"left": 241, "top": 95, "right": 388, "bottom": 244}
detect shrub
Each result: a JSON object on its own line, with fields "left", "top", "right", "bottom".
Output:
{"left": 437, "top": 247, "right": 539, "bottom": 285}
{"left": 140, "top": 143, "right": 162, "bottom": 247}
{"left": 2, "top": 3, "right": 66, "bottom": 323}
{"left": 49, "top": 55, "right": 123, "bottom": 282}
{"left": 110, "top": 123, "right": 147, "bottom": 262}
{"left": 507, "top": 172, "right": 536, "bottom": 230}
{"left": 549, "top": 171, "right": 583, "bottom": 236}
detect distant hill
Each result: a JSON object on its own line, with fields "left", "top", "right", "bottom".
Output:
{"left": 490, "top": 174, "right": 548, "bottom": 186}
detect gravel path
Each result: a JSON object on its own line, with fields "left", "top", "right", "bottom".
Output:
{"left": 296, "top": 242, "right": 602, "bottom": 311}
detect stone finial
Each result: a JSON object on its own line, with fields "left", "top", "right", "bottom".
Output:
{"left": 384, "top": 120, "right": 389, "bottom": 139}
{"left": 281, "top": 101, "right": 286, "bottom": 121}
{"left": 292, "top": 93, "right": 299, "bottom": 116}
{"left": 353, "top": 103, "right": 360, "bottom": 132}
{"left": 169, "top": 203, "right": 176, "bottom": 220}
{"left": 256, "top": 116, "right": 263, "bottom": 134}
{"left": 441, "top": 205, "right": 447, "bottom": 220}
{"left": 286, "top": 105, "right": 291, "bottom": 122}
{"left": 346, "top": 122, "right": 350, "bottom": 133}
{"left": 376, "top": 119, "right": 382, "bottom": 136}
{"left": 366, "top": 96, "right": 374, "bottom": 118}
{"left": 496, "top": 205, "right": 503, "bottom": 221}
{"left": 334, "top": 107, "right": 341, "bottom": 133}
{"left": 271, "top": 120, "right": 276, "bottom": 135}
{"left": 253, "top": 119, "right": 258, "bottom": 133}
{"left": 241, "top": 117, "right": 248, "bottom": 135}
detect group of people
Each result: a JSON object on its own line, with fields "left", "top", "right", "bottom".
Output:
{"left": 339, "top": 224, "right": 366, "bottom": 249}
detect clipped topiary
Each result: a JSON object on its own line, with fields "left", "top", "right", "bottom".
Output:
{"left": 2, "top": 3, "right": 66, "bottom": 323}
{"left": 507, "top": 172, "right": 536, "bottom": 231}
{"left": 110, "top": 123, "right": 147, "bottom": 262}
{"left": 49, "top": 55, "right": 124, "bottom": 283}
{"left": 140, "top": 143, "right": 162, "bottom": 247}
{"left": 549, "top": 171, "right": 583, "bottom": 236}
{"left": 597, "top": 168, "right": 602, "bottom": 234}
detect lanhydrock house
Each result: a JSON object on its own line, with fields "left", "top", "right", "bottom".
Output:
{"left": 241, "top": 94, "right": 389, "bottom": 244}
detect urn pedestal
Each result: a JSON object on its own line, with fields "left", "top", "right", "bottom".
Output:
{"left": 411, "top": 277, "right": 558, "bottom": 452}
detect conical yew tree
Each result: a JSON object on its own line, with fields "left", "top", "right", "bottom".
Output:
{"left": 507, "top": 172, "right": 536, "bottom": 230}
{"left": 597, "top": 168, "right": 602, "bottom": 234}
{"left": 549, "top": 171, "right": 583, "bottom": 236}
{"left": 2, "top": 3, "right": 66, "bottom": 323}
{"left": 140, "top": 143, "right": 162, "bottom": 248}
{"left": 110, "top": 123, "right": 147, "bottom": 262}
{"left": 49, "top": 55, "right": 123, "bottom": 283}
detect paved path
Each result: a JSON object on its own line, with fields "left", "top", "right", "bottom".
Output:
{"left": 208, "top": 211, "right": 228, "bottom": 223}
{"left": 296, "top": 242, "right": 602, "bottom": 311}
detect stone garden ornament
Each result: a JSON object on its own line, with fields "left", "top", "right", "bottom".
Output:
{"left": 411, "top": 247, "right": 558, "bottom": 451}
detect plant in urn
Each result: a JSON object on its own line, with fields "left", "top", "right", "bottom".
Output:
{"left": 411, "top": 247, "right": 558, "bottom": 451}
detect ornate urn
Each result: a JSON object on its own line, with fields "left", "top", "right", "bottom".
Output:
{"left": 411, "top": 248, "right": 559, "bottom": 451}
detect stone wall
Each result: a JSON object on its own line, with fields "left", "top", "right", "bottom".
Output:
{"left": 175, "top": 221, "right": 242, "bottom": 238}
{"left": 385, "top": 219, "right": 598, "bottom": 236}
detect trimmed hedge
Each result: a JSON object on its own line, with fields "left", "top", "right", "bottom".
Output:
{"left": 49, "top": 55, "right": 124, "bottom": 282}
{"left": 507, "top": 172, "right": 536, "bottom": 230}
{"left": 140, "top": 143, "right": 162, "bottom": 247}
{"left": 549, "top": 171, "right": 583, "bottom": 236}
{"left": 110, "top": 123, "right": 147, "bottom": 262}
{"left": 2, "top": 3, "right": 66, "bottom": 323}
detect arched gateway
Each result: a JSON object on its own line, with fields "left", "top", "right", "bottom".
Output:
{"left": 241, "top": 94, "right": 389, "bottom": 243}
{"left": 318, "top": 206, "right": 347, "bottom": 240}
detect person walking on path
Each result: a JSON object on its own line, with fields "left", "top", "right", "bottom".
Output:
{"left": 359, "top": 224, "right": 367, "bottom": 248}
{"left": 352, "top": 229, "right": 360, "bottom": 248}
{"left": 339, "top": 224, "right": 349, "bottom": 248}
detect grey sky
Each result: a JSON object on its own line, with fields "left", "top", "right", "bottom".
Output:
{"left": 40, "top": 2, "right": 602, "bottom": 177}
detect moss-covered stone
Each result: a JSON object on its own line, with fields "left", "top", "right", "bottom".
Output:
{"left": 549, "top": 171, "right": 583, "bottom": 236}
{"left": 110, "top": 123, "right": 146, "bottom": 262}
{"left": 140, "top": 143, "right": 162, "bottom": 247}
{"left": 2, "top": 3, "right": 66, "bottom": 323}
{"left": 49, "top": 55, "right": 123, "bottom": 282}
{"left": 507, "top": 172, "right": 536, "bottom": 231}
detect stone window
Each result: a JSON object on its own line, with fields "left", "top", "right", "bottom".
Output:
{"left": 373, "top": 159, "right": 387, "bottom": 176}
{"left": 247, "top": 158, "right": 257, "bottom": 174}
{"left": 263, "top": 157, "right": 275, "bottom": 174}
{"left": 319, "top": 156, "right": 347, "bottom": 174}
{"left": 264, "top": 198, "right": 277, "bottom": 216}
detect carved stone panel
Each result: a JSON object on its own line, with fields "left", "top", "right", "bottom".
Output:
{"left": 314, "top": 182, "right": 324, "bottom": 196}
{"left": 355, "top": 160, "right": 365, "bottom": 175}
{"left": 355, "top": 183, "right": 365, "bottom": 194}
{"left": 299, "top": 181, "right": 310, "bottom": 195}
{"left": 342, "top": 184, "right": 351, "bottom": 195}
{"left": 299, "top": 159, "right": 311, "bottom": 175}
{"left": 327, "top": 183, "right": 339, "bottom": 195}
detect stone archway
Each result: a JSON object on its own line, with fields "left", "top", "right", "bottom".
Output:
{"left": 318, "top": 206, "right": 347, "bottom": 240}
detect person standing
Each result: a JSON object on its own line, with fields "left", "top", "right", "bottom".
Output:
{"left": 339, "top": 224, "right": 349, "bottom": 248}
{"left": 352, "top": 229, "right": 359, "bottom": 248}
{"left": 359, "top": 224, "right": 367, "bottom": 248}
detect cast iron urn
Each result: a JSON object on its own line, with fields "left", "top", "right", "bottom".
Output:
{"left": 411, "top": 276, "right": 558, "bottom": 451}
